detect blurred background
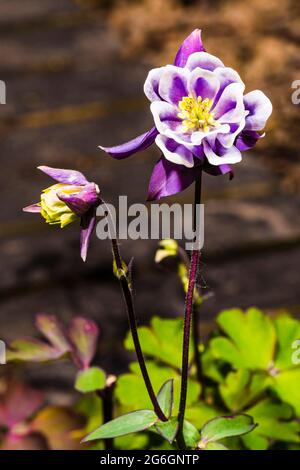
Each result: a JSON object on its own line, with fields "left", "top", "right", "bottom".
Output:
{"left": 0, "top": 0, "right": 299, "bottom": 388}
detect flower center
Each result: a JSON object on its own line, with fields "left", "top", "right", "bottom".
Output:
{"left": 178, "top": 95, "right": 218, "bottom": 133}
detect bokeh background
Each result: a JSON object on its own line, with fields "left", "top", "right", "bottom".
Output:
{"left": 0, "top": 0, "right": 299, "bottom": 388}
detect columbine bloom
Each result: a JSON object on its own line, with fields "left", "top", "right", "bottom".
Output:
{"left": 23, "top": 166, "right": 101, "bottom": 261}
{"left": 100, "top": 29, "right": 272, "bottom": 200}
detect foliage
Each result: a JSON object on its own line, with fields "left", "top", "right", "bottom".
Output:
{"left": 3, "top": 307, "right": 299, "bottom": 450}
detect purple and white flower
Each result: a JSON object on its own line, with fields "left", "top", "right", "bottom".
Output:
{"left": 23, "top": 166, "right": 102, "bottom": 261}
{"left": 100, "top": 29, "right": 272, "bottom": 200}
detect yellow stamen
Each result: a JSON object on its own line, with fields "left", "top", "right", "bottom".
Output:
{"left": 178, "top": 95, "right": 218, "bottom": 133}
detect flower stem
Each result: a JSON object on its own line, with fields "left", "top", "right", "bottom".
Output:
{"left": 100, "top": 375, "right": 116, "bottom": 450}
{"left": 110, "top": 236, "right": 167, "bottom": 422}
{"left": 177, "top": 172, "right": 202, "bottom": 445}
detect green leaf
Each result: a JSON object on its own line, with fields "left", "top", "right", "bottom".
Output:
{"left": 242, "top": 398, "right": 300, "bottom": 450}
{"left": 205, "top": 442, "right": 228, "bottom": 450}
{"left": 182, "top": 420, "right": 200, "bottom": 449}
{"left": 116, "top": 361, "right": 200, "bottom": 412}
{"left": 185, "top": 403, "right": 220, "bottom": 430}
{"left": 210, "top": 308, "right": 276, "bottom": 370}
{"left": 201, "top": 415, "right": 256, "bottom": 443}
{"left": 125, "top": 317, "right": 193, "bottom": 369}
{"left": 219, "top": 370, "right": 270, "bottom": 412}
{"left": 75, "top": 367, "right": 106, "bottom": 393}
{"left": 7, "top": 339, "right": 62, "bottom": 362}
{"left": 82, "top": 410, "right": 158, "bottom": 441}
{"left": 157, "top": 379, "right": 174, "bottom": 419}
{"left": 271, "top": 368, "right": 300, "bottom": 416}
{"left": 154, "top": 417, "right": 178, "bottom": 444}
{"left": 274, "top": 315, "right": 300, "bottom": 369}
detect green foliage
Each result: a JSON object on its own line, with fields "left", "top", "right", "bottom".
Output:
{"left": 6, "top": 308, "right": 300, "bottom": 451}
{"left": 75, "top": 367, "right": 106, "bottom": 393}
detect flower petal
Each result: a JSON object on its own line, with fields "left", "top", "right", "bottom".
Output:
{"left": 203, "top": 140, "right": 242, "bottom": 166}
{"left": 147, "top": 156, "right": 199, "bottom": 201}
{"left": 38, "top": 166, "right": 88, "bottom": 186}
{"left": 155, "top": 135, "right": 194, "bottom": 168}
{"left": 188, "top": 67, "right": 220, "bottom": 101}
{"left": 214, "top": 66, "right": 244, "bottom": 102}
{"left": 235, "top": 130, "right": 264, "bottom": 151}
{"left": 243, "top": 90, "right": 272, "bottom": 131}
{"left": 174, "top": 29, "right": 205, "bottom": 68}
{"left": 213, "top": 82, "right": 245, "bottom": 123}
{"left": 23, "top": 203, "right": 41, "bottom": 213}
{"left": 150, "top": 101, "right": 182, "bottom": 135}
{"left": 58, "top": 183, "right": 100, "bottom": 217}
{"left": 80, "top": 208, "right": 97, "bottom": 262}
{"left": 144, "top": 67, "right": 165, "bottom": 101}
{"left": 217, "top": 120, "right": 245, "bottom": 148}
{"left": 158, "top": 65, "right": 189, "bottom": 105}
{"left": 186, "top": 51, "right": 224, "bottom": 72}
{"left": 99, "top": 127, "right": 158, "bottom": 159}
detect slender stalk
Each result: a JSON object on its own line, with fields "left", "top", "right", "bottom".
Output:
{"left": 192, "top": 305, "right": 204, "bottom": 392}
{"left": 110, "top": 235, "right": 167, "bottom": 422}
{"left": 101, "top": 375, "right": 116, "bottom": 450}
{"left": 177, "top": 172, "right": 202, "bottom": 444}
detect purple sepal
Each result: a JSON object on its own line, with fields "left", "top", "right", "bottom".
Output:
{"left": 38, "top": 166, "right": 88, "bottom": 186}
{"left": 57, "top": 183, "right": 100, "bottom": 217}
{"left": 99, "top": 127, "right": 158, "bottom": 159}
{"left": 235, "top": 130, "right": 263, "bottom": 151}
{"left": 80, "top": 208, "right": 97, "bottom": 262}
{"left": 147, "top": 156, "right": 200, "bottom": 201}
{"left": 174, "top": 29, "right": 205, "bottom": 68}
{"left": 23, "top": 203, "right": 41, "bottom": 213}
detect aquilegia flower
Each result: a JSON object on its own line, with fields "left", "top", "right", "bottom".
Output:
{"left": 100, "top": 29, "right": 272, "bottom": 200}
{"left": 23, "top": 166, "right": 102, "bottom": 261}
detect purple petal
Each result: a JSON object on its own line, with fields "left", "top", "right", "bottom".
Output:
{"left": 147, "top": 156, "right": 199, "bottom": 201}
{"left": 186, "top": 52, "right": 224, "bottom": 72}
{"left": 203, "top": 140, "right": 242, "bottom": 166}
{"left": 99, "top": 127, "right": 158, "bottom": 159}
{"left": 144, "top": 67, "right": 164, "bottom": 102}
{"left": 188, "top": 68, "right": 220, "bottom": 101}
{"left": 243, "top": 90, "right": 272, "bottom": 131}
{"left": 174, "top": 29, "right": 205, "bottom": 68}
{"left": 38, "top": 166, "right": 88, "bottom": 186}
{"left": 23, "top": 203, "right": 41, "bottom": 213}
{"left": 213, "top": 83, "right": 245, "bottom": 123}
{"left": 158, "top": 65, "right": 189, "bottom": 105}
{"left": 155, "top": 135, "right": 194, "bottom": 168}
{"left": 235, "top": 130, "right": 264, "bottom": 151}
{"left": 203, "top": 161, "right": 233, "bottom": 177}
{"left": 80, "top": 208, "right": 97, "bottom": 262}
{"left": 214, "top": 66, "right": 244, "bottom": 103}
{"left": 150, "top": 101, "right": 182, "bottom": 135}
{"left": 58, "top": 183, "right": 100, "bottom": 217}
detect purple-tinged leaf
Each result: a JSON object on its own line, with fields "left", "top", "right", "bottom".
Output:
{"left": 35, "top": 314, "right": 71, "bottom": 354}
{"left": 7, "top": 338, "right": 62, "bottom": 362}
{"left": 67, "top": 317, "right": 99, "bottom": 370}
{"left": 0, "top": 381, "right": 44, "bottom": 429}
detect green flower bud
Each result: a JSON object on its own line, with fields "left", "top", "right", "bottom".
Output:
{"left": 40, "top": 183, "right": 81, "bottom": 228}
